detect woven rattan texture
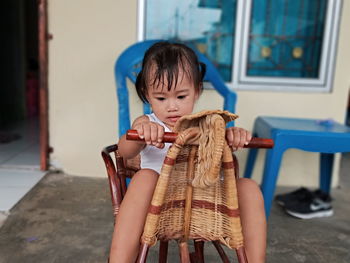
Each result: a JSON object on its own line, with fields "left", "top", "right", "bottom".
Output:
{"left": 141, "top": 111, "right": 244, "bottom": 249}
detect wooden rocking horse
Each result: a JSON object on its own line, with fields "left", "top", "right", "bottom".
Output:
{"left": 102, "top": 110, "right": 273, "bottom": 262}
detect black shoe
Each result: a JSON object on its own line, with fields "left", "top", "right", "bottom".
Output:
{"left": 275, "top": 187, "right": 313, "bottom": 207}
{"left": 285, "top": 190, "right": 333, "bottom": 219}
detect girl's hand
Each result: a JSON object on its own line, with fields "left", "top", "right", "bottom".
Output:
{"left": 226, "top": 127, "right": 252, "bottom": 151}
{"left": 133, "top": 121, "right": 165, "bottom": 149}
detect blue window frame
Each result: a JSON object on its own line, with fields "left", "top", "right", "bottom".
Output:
{"left": 138, "top": 0, "right": 342, "bottom": 92}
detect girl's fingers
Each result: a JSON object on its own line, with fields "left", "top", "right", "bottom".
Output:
{"left": 140, "top": 124, "right": 253, "bottom": 150}
{"left": 226, "top": 127, "right": 252, "bottom": 151}
{"left": 156, "top": 126, "right": 164, "bottom": 147}
{"left": 239, "top": 129, "right": 247, "bottom": 149}
{"left": 233, "top": 128, "right": 241, "bottom": 148}
{"left": 142, "top": 122, "right": 165, "bottom": 147}
{"left": 226, "top": 128, "right": 234, "bottom": 146}
{"left": 143, "top": 124, "right": 152, "bottom": 145}
{"left": 246, "top": 130, "right": 252, "bottom": 145}
{"left": 133, "top": 121, "right": 166, "bottom": 147}
{"left": 150, "top": 124, "right": 158, "bottom": 144}
{"left": 135, "top": 124, "right": 144, "bottom": 139}
{"left": 157, "top": 125, "right": 164, "bottom": 142}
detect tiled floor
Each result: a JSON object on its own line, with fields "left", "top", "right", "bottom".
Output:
{"left": 0, "top": 118, "right": 45, "bottom": 212}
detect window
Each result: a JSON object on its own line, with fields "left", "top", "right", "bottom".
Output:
{"left": 138, "top": 0, "right": 342, "bottom": 92}
{"left": 138, "top": 0, "right": 237, "bottom": 82}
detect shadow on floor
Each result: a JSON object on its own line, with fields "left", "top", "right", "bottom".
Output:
{"left": 0, "top": 154, "right": 349, "bottom": 263}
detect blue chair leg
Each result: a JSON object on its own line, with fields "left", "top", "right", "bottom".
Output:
{"left": 319, "top": 153, "right": 334, "bottom": 194}
{"left": 260, "top": 146, "right": 285, "bottom": 218}
{"left": 243, "top": 148, "right": 259, "bottom": 179}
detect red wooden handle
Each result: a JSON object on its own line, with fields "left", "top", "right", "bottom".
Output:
{"left": 126, "top": 129, "right": 273, "bottom": 149}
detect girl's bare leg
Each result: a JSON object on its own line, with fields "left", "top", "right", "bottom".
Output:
{"left": 109, "top": 169, "right": 159, "bottom": 263}
{"left": 237, "top": 178, "right": 267, "bottom": 263}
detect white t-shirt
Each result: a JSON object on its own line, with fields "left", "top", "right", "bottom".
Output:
{"left": 140, "top": 113, "right": 171, "bottom": 174}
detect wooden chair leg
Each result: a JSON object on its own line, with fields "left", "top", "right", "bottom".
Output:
{"left": 212, "top": 241, "right": 230, "bottom": 263}
{"left": 159, "top": 241, "right": 168, "bottom": 263}
{"left": 235, "top": 247, "right": 248, "bottom": 263}
{"left": 179, "top": 242, "right": 191, "bottom": 263}
{"left": 136, "top": 243, "right": 150, "bottom": 263}
{"left": 190, "top": 252, "right": 197, "bottom": 263}
{"left": 193, "top": 241, "right": 205, "bottom": 263}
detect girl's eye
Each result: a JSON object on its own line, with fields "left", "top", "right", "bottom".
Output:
{"left": 156, "top": 97, "right": 165, "bottom": 101}
{"left": 178, "top": 95, "right": 187, "bottom": 99}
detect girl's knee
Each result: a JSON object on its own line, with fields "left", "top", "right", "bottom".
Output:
{"left": 237, "top": 178, "right": 260, "bottom": 191}
{"left": 131, "top": 169, "right": 159, "bottom": 188}
{"left": 237, "top": 178, "right": 263, "bottom": 201}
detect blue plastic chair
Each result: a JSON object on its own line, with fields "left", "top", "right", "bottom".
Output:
{"left": 243, "top": 116, "right": 350, "bottom": 217}
{"left": 114, "top": 39, "right": 237, "bottom": 137}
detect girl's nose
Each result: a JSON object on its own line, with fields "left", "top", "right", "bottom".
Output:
{"left": 167, "top": 100, "right": 178, "bottom": 112}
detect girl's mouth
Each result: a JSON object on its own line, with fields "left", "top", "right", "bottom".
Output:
{"left": 168, "top": 116, "right": 180, "bottom": 122}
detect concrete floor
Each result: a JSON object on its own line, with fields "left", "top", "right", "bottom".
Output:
{"left": 0, "top": 154, "right": 349, "bottom": 263}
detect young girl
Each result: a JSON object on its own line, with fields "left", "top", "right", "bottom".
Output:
{"left": 110, "top": 42, "right": 266, "bottom": 263}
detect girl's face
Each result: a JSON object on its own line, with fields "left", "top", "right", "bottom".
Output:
{"left": 147, "top": 71, "right": 199, "bottom": 130}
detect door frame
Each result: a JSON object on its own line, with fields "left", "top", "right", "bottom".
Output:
{"left": 38, "top": 0, "right": 49, "bottom": 170}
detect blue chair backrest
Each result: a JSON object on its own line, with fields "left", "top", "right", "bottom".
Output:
{"left": 115, "top": 39, "right": 237, "bottom": 137}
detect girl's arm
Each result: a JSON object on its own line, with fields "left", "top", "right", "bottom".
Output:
{"left": 117, "top": 115, "right": 148, "bottom": 159}
{"left": 118, "top": 115, "right": 165, "bottom": 159}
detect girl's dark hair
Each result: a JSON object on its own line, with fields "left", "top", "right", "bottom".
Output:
{"left": 135, "top": 41, "right": 206, "bottom": 103}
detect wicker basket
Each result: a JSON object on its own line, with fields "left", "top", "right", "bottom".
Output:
{"left": 141, "top": 110, "right": 244, "bottom": 250}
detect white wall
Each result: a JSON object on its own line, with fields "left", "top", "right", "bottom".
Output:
{"left": 49, "top": 1, "right": 350, "bottom": 188}
{"left": 48, "top": 0, "right": 137, "bottom": 176}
